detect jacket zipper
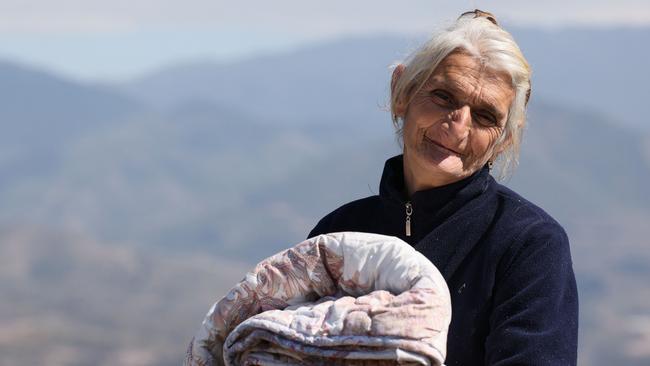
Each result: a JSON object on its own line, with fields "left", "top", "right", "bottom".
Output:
{"left": 405, "top": 201, "right": 413, "bottom": 236}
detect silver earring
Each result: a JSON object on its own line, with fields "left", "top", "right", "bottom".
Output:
{"left": 488, "top": 161, "right": 494, "bottom": 170}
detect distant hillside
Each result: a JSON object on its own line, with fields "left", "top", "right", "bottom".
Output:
{"left": 0, "top": 60, "right": 145, "bottom": 149}
{"left": 0, "top": 60, "right": 149, "bottom": 196}
{"left": 510, "top": 100, "right": 650, "bottom": 221}
{"left": 1, "top": 30, "right": 649, "bottom": 365}
{"left": 121, "top": 35, "right": 409, "bottom": 140}
{"left": 512, "top": 27, "right": 650, "bottom": 131}
{"left": 2, "top": 32, "right": 649, "bottom": 259}
{"left": 122, "top": 28, "right": 650, "bottom": 131}
{"left": 0, "top": 224, "right": 250, "bottom": 366}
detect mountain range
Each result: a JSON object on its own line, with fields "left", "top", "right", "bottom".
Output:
{"left": 1, "top": 27, "right": 649, "bottom": 365}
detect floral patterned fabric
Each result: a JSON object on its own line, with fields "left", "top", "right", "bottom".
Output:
{"left": 184, "top": 232, "right": 451, "bottom": 366}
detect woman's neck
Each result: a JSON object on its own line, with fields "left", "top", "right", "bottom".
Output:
{"left": 403, "top": 152, "right": 465, "bottom": 197}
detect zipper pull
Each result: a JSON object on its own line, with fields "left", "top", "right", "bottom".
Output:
{"left": 405, "top": 201, "right": 413, "bottom": 237}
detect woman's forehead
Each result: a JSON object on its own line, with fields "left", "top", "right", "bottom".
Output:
{"left": 431, "top": 52, "right": 512, "bottom": 88}
{"left": 426, "top": 52, "right": 515, "bottom": 114}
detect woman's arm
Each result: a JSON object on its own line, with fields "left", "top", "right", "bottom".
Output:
{"left": 485, "top": 220, "right": 579, "bottom": 365}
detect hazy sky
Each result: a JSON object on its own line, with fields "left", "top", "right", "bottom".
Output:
{"left": 1, "top": 0, "right": 648, "bottom": 81}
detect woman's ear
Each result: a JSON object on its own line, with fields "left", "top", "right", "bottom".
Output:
{"left": 391, "top": 64, "right": 406, "bottom": 117}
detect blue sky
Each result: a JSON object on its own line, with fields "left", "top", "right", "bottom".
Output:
{"left": 1, "top": 0, "right": 648, "bottom": 82}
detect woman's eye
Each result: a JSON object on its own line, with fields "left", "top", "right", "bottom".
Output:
{"left": 474, "top": 112, "right": 497, "bottom": 126}
{"left": 432, "top": 90, "right": 453, "bottom": 105}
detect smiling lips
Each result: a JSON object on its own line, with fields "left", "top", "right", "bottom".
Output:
{"left": 424, "top": 135, "right": 463, "bottom": 156}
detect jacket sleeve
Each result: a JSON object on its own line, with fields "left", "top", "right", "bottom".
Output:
{"left": 485, "top": 220, "right": 579, "bottom": 365}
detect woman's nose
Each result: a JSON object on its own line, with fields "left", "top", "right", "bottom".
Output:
{"left": 449, "top": 105, "right": 472, "bottom": 137}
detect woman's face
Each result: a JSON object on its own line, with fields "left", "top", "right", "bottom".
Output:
{"left": 396, "top": 51, "right": 515, "bottom": 189}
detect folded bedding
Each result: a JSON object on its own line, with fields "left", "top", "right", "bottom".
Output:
{"left": 184, "top": 232, "right": 451, "bottom": 366}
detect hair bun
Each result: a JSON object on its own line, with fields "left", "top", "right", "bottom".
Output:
{"left": 459, "top": 9, "right": 499, "bottom": 26}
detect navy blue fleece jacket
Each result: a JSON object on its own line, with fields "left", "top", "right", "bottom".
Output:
{"left": 307, "top": 154, "right": 578, "bottom": 366}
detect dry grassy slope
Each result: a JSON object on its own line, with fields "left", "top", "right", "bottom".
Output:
{"left": 0, "top": 225, "right": 251, "bottom": 366}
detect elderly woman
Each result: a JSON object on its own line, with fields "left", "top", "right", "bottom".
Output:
{"left": 307, "top": 10, "right": 578, "bottom": 366}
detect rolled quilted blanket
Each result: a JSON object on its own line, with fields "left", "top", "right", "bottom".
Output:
{"left": 184, "top": 232, "right": 451, "bottom": 366}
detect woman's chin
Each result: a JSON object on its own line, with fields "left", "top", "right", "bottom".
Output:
{"left": 420, "top": 154, "right": 466, "bottom": 178}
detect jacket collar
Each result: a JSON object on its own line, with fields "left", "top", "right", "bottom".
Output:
{"left": 378, "top": 154, "right": 498, "bottom": 280}
{"left": 379, "top": 154, "right": 491, "bottom": 211}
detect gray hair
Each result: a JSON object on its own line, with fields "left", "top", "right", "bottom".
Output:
{"left": 390, "top": 10, "right": 532, "bottom": 179}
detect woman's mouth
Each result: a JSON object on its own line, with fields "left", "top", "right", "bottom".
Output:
{"left": 424, "top": 136, "right": 462, "bottom": 156}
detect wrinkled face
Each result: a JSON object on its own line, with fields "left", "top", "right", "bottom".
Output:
{"left": 399, "top": 51, "right": 515, "bottom": 187}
